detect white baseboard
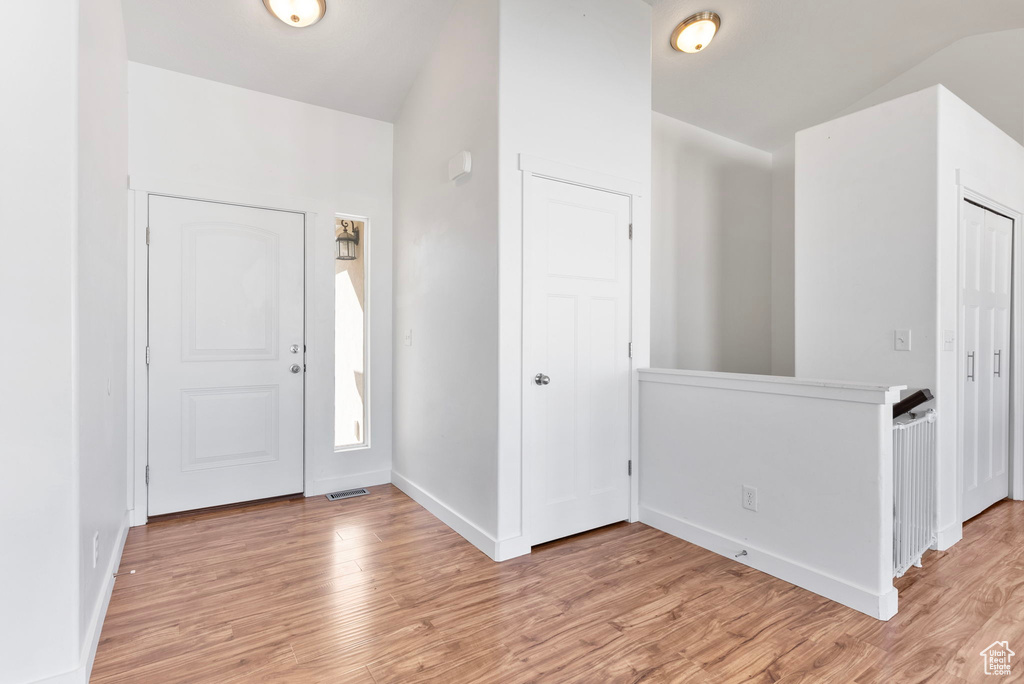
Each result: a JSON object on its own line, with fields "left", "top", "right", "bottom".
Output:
{"left": 391, "top": 471, "right": 530, "bottom": 562}
{"left": 640, "top": 505, "right": 898, "bottom": 621}
{"left": 935, "top": 521, "right": 963, "bottom": 551}
{"left": 306, "top": 469, "right": 392, "bottom": 498}
{"left": 82, "top": 511, "right": 130, "bottom": 682}
{"left": 129, "top": 507, "right": 147, "bottom": 527}
{"left": 36, "top": 511, "right": 131, "bottom": 683}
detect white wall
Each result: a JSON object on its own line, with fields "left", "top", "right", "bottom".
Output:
{"left": 391, "top": 0, "right": 651, "bottom": 558}
{"left": 639, "top": 369, "right": 901, "bottom": 619}
{"left": 392, "top": 0, "right": 502, "bottom": 539}
{"left": 795, "top": 86, "right": 1024, "bottom": 548}
{"left": 128, "top": 63, "right": 395, "bottom": 499}
{"left": 935, "top": 89, "right": 1024, "bottom": 542}
{"left": 0, "top": 6, "right": 81, "bottom": 682}
{"left": 77, "top": 0, "right": 131, "bottom": 673}
{"left": 651, "top": 112, "right": 773, "bottom": 373}
{"left": 772, "top": 30, "right": 1024, "bottom": 375}
{"left": 795, "top": 88, "right": 940, "bottom": 391}
{"left": 495, "top": 0, "right": 653, "bottom": 546}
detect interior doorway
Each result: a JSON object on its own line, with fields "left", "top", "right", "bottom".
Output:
{"left": 523, "top": 176, "right": 633, "bottom": 546}
{"left": 147, "top": 196, "right": 305, "bottom": 515}
{"left": 961, "top": 198, "right": 1014, "bottom": 521}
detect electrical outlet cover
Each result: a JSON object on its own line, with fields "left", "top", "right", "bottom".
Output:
{"left": 742, "top": 485, "right": 758, "bottom": 512}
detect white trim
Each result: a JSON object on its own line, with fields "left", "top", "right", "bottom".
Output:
{"left": 129, "top": 191, "right": 148, "bottom": 525}
{"left": 129, "top": 174, "right": 325, "bottom": 218}
{"left": 37, "top": 513, "right": 131, "bottom": 684}
{"left": 954, "top": 174, "right": 1024, "bottom": 529}
{"left": 640, "top": 505, "right": 898, "bottom": 621}
{"left": 519, "top": 157, "right": 643, "bottom": 547}
{"left": 936, "top": 521, "right": 963, "bottom": 551}
{"left": 331, "top": 211, "right": 372, "bottom": 453}
{"left": 639, "top": 368, "right": 904, "bottom": 405}
{"left": 306, "top": 469, "right": 391, "bottom": 498}
{"left": 391, "top": 471, "right": 530, "bottom": 562}
{"left": 518, "top": 154, "right": 643, "bottom": 199}
{"left": 81, "top": 512, "right": 130, "bottom": 682}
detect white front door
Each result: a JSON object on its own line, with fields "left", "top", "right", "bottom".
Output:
{"left": 962, "top": 200, "right": 1013, "bottom": 521}
{"left": 524, "top": 176, "right": 632, "bottom": 546}
{"left": 148, "top": 196, "right": 305, "bottom": 515}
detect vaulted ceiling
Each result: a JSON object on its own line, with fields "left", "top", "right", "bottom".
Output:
{"left": 122, "top": 0, "right": 458, "bottom": 122}
{"left": 123, "top": 0, "right": 1024, "bottom": 150}
{"left": 653, "top": 0, "right": 1024, "bottom": 150}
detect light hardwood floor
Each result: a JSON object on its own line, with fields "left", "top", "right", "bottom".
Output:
{"left": 92, "top": 485, "right": 1024, "bottom": 683}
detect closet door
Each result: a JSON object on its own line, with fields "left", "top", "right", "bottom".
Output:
{"left": 962, "top": 200, "right": 1013, "bottom": 521}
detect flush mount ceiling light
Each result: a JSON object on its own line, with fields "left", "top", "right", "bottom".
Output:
{"left": 263, "top": 0, "right": 326, "bottom": 28}
{"left": 670, "top": 11, "right": 720, "bottom": 53}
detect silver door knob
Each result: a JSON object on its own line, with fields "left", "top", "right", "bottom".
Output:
{"left": 290, "top": 344, "right": 301, "bottom": 354}
{"left": 534, "top": 373, "right": 550, "bottom": 386}
{"left": 290, "top": 364, "right": 302, "bottom": 374}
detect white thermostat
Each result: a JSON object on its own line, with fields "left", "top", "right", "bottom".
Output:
{"left": 448, "top": 151, "right": 472, "bottom": 182}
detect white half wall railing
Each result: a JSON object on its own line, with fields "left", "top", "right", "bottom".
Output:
{"left": 638, "top": 369, "right": 904, "bottom": 620}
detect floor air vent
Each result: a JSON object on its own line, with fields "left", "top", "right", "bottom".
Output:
{"left": 326, "top": 488, "right": 370, "bottom": 501}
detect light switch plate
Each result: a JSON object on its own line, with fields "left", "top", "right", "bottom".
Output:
{"left": 943, "top": 329, "right": 956, "bottom": 351}
{"left": 894, "top": 329, "right": 912, "bottom": 352}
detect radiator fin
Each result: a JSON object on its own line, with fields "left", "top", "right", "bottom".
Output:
{"left": 893, "top": 411, "right": 937, "bottom": 578}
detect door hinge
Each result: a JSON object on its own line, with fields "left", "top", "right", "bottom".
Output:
{"left": 145, "top": 226, "right": 150, "bottom": 245}
{"left": 145, "top": 346, "right": 151, "bottom": 365}
{"left": 628, "top": 460, "right": 632, "bottom": 476}
{"left": 145, "top": 465, "right": 150, "bottom": 486}
{"left": 628, "top": 342, "right": 633, "bottom": 358}
{"left": 628, "top": 223, "right": 633, "bottom": 240}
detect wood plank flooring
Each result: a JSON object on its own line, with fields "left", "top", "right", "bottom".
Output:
{"left": 92, "top": 486, "right": 1024, "bottom": 683}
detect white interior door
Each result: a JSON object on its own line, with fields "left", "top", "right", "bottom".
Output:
{"left": 524, "top": 176, "right": 632, "bottom": 546}
{"left": 962, "top": 200, "right": 1013, "bottom": 521}
{"left": 148, "top": 196, "right": 305, "bottom": 515}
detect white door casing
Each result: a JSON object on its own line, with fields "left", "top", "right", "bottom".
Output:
{"left": 961, "top": 200, "right": 1013, "bottom": 521}
{"left": 148, "top": 196, "right": 305, "bottom": 515}
{"left": 524, "top": 176, "right": 632, "bottom": 546}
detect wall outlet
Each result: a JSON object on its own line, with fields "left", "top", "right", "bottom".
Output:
{"left": 92, "top": 531, "right": 100, "bottom": 569}
{"left": 742, "top": 485, "right": 758, "bottom": 512}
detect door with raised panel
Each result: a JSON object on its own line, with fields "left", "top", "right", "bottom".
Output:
{"left": 961, "top": 200, "right": 1013, "bottom": 521}
{"left": 148, "top": 196, "right": 305, "bottom": 515}
{"left": 524, "top": 177, "right": 632, "bottom": 546}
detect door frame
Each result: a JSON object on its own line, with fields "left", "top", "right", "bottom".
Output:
{"left": 127, "top": 177, "right": 317, "bottom": 526}
{"left": 519, "top": 155, "right": 645, "bottom": 547}
{"left": 956, "top": 180, "right": 1024, "bottom": 531}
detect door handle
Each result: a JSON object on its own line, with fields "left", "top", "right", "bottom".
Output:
{"left": 290, "top": 344, "right": 301, "bottom": 354}
{"left": 995, "top": 350, "right": 1002, "bottom": 377}
{"left": 967, "top": 352, "right": 975, "bottom": 382}
{"left": 290, "top": 364, "right": 302, "bottom": 374}
{"left": 534, "top": 373, "right": 551, "bottom": 386}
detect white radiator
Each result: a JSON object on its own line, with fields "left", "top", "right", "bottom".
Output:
{"left": 893, "top": 410, "right": 937, "bottom": 578}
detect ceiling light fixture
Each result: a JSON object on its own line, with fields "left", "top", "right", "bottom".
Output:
{"left": 263, "top": 0, "right": 326, "bottom": 28}
{"left": 670, "top": 11, "right": 720, "bottom": 53}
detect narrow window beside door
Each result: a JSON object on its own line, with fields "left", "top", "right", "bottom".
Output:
{"left": 335, "top": 217, "right": 367, "bottom": 449}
